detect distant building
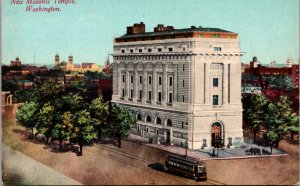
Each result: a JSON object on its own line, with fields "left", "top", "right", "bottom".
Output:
{"left": 54, "top": 54, "right": 102, "bottom": 73}
{"left": 98, "top": 73, "right": 112, "bottom": 101}
{"left": 10, "top": 57, "right": 22, "bottom": 67}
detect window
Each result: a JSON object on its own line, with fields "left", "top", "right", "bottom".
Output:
{"left": 158, "top": 48, "right": 162, "bottom": 52}
{"left": 183, "top": 65, "right": 185, "bottom": 71}
{"left": 213, "top": 95, "right": 219, "bottom": 105}
{"left": 148, "top": 76, "right": 152, "bottom": 84}
{"left": 212, "top": 34, "right": 220, "bottom": 38}
{"left": 156, "top": 117, "right": 161, "bottom": 124}
{"left": 158, "top": 92, "right": 162, "bottom": 102}
{"left": 183, "top": 47, "right": 185, "bottom": 51}
{"left": 167, "top": 119, "right": 172, "bottom": 126}
{"left": 181, "top": 122, "right": 184, "bottom": 128}
{"left": 121, "top": 49, "right": 125, "bottom": 53}
{"left": 130, "top": 89, "right": 133, "bottom": 99}
{"left": 182, "top": 96, "right": 185, "bottom": 102}
{"left": 130, "top": 49, "right": 133, "bottom": 53}
{"left": 168, "top": 48, "right": 173, "bottom": 52}
{"left": 169, "top": 93, "right": 172, "bottom": 103}
{"left": 146, "top": 128, "right": 149, "bottom": 132}
{"left": 122, "top": 75, "right": 125, "bottom": 83}
{"left": 146, "top": 116, "right": 151, "bottom": 122}
{"left": 139, "top": 90, "right": 142, "bottom": 100}
{"left": 148, "top": 48, "right": 152, "bottom": 52}
{"left": 169, "top": 77, "right": 173, "bottom": 86}
{"left": 148, "top": 91, "right": 152, "bottom": 101}
{"left": 122, "top": 89, "right": 125, "bottom": 97}
{"left": 131, "top": 75, "right": 133, "bottom": 83}
{"left": 213, "top": 78, "right": 218, "bottom": 87}
{"left": 156, "top": 129, "right": 159, "bottom": 135}
{"left": 139, "top": 49, "right": 142, "bottom": 53}
{"left": 183, "top": 80, "right": 185, "bottom": 87}
{"left": 159, "top": 76, "right": 162, "bottom": 85}
{"left": 139, "top": 76, "right": 142, "bottom": 84}
{"left": 199, "top": 34, "right": 203, "bottom": 38}
{"left": 214, "top": 47, "right": 222, "bottom": 51}
{"left": 137, "top": 114, "right": 142, "bottom": 121}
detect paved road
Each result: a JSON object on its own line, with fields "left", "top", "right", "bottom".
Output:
{"left": 2, "top": 144, "right": 82, "bottom": 185}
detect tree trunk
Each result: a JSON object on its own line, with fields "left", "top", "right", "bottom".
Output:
{"left": 31, "top": 128, "right": 34, "bottom": 139}
{"left": 46, "top": 136, "right": 50, "bottom": 144}
{"left": 118, "top": 136, "right": 121, "bottom": 148}
{"left": 79, "top": 144, "right": 83, "bottom": 156}
{"left": 270, "top": 146, "right": 273, "bottom": 155}
{"left": 59, "top": 140, "right": 63, "bottom": 151}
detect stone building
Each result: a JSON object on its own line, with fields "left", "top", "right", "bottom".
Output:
{"left": 111, "top": 23, "right": 244, "bottom": 149}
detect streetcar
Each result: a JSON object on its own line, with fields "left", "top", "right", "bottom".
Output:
{"left": 165, "top": 154, "right": 207, "bottom": 181}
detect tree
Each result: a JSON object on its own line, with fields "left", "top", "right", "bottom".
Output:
{"left": 288, "top": 113, "right": 299, "bottom": 141}
{"left": 16, "top": 101, "right": 38, "bottom": 138}
{"left": 245, "top": 94, "right": 269, "bottom": 143}
{"left": 109, "top": 104, "right": 135, "bottom": 147}
{"left": 70, "top": 109, "right": 97, "bottom": 155}
{"left": 263, "top": 130, "right": 278, "bottom": 154}
{"left": 52, "top": 111, "right": 74, "bottom": 151}
{"left": 89, "top": 97, "right": 109, "bottom": 140}
{"left": 36, "top": 103, "right": 55, "bottom": 143}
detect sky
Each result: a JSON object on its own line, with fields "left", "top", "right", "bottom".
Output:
{"left": 1, "top": 0, "right": 299, "bottom": 66}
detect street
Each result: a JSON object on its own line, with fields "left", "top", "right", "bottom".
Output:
{"left": 2, "top": 119, "right": 299, "bottom": 185}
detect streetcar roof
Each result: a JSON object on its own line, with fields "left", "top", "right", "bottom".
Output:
{"left": 167, "top": 154, "right": 205, "bottom": 166}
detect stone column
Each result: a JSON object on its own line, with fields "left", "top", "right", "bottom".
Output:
{"left": 205, "top": 63, "right": 210, "bottom": 104}
{"left": 223, "top": 62, "right": 228, "bottom": 104}
{"left": 143, "top": 63, "right": 147, "bottom": 103}
{"left": 174, "top": 63, "right": 178, "bottom": 102}
{"left": 153, "top": 63, "right": 157, "bottom": 103}
{"left": 163, "top": 63, "right": 168, "bottom": 105}
{"left": 134, "top": 64, "right": 138, "bottom": 102}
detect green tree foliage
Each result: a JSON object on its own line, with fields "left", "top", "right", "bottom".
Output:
{"left": 70, "top": 110, "right": 97, "bottom": 155}
{"left": 109, "top": 104, "right": 135, "bottom": 147}
{"left": 16, "top": 101, "right": 38, "bottom": 138}
{"left": 89, "top": 97, "right": 109, "bottom": 139}
{"left": 262, "top": 75, "right": 293, "bottom": 90}
{"left": 245, "top": 94, "right": 269, "bottom": 143}
{"left": 36, "top": 103, "right": 55, "bottom": 143}
{"left": 52, "top": 111, "right": 74, "bottom": 151}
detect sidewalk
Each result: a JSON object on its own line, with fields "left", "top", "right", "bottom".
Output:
{"left": 2, "top": 144, "right": 82, "bottom": 185}
{"left": 127, "top": 134, "right": 287, "bottom": 161}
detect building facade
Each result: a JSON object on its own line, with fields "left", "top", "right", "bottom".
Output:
{"left": 112, "top": 23, "right": 243, "bottom": 149}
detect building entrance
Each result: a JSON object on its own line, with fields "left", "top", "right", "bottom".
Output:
{"left": 166, "top": 131, "right": 171, "bottom": 144}
{"left": 211, "top": 122, "right": 224, "bottom": 147}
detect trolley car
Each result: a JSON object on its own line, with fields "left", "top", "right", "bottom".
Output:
{"left": 165, "top": 154, "right": 207, "bottom": 181}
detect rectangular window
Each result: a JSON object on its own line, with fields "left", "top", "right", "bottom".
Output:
{"left": 158, "top": 92, "right": 162, "bottom": 102}
{"left": 181, "top": 122, "right": 184, "bottom": 128}
{"left": 159, "top": 76, "right": 162, "bottom": 85}
{"left": 213, "top": 95, "right": 219, "bottom": 105}
{"left": 148, "top": 91, "right": 152, "bottom": 101}
{"left": 122, "top": 89, "right": 125, "bottom": 97}
{"left": 130, "top": 89, "right": 133, "bottom": 98}
{"left": 183, "top": 65, "right": 185, "bottom": 71}
{"left": 148, "top": 76, "right": 152, "bottom": 84}
{"left": 139, "top": 49, "right": 142, "bottom": 53}
{"left": 139, "top": 76, "right": 142, "bottom": 84}
{"left": 121, "top": 49, "right": 125, "bottom": 53}
{"left": 183, "top": 80, "right": 185, "bottom": 87}
{"left": 148, "top": 48, "right": 152, "bottom": 52}
{"left": 168, "top": 48, "right": 173, "bottom": 52}
{"left": 139, "top": 90, "right": 142, "bottom": 100}
{"left": 212, "top": 34, "right": 220, "bottom": 38}
{"left": 122, "top": 75, "right": 125, "bottom": 83}
{"left": 213, "top": 78, "right": 218, "bottom": 87}
{"left": 169, "top": 93, "right": 172, "bottom": 103}
{"left": 169, "top": 77, "right": 173, "bottom": 86}
{"left": 214, "top": 47, "right": 222, "bottom": 51}
{"left": 158, "top": 48, "right": 162, "bottom": 52}
{"left": 130, "top": 49, "right": 133, "bottom": 53}
{"left": 182, "top": 96, "right": 185, "bottom": 102}
{"left": 131, "top": 75, "right": 133, "bottom": 83}
{"left": 183, "top": 47, "right": 186, "bottom": 51}
{"left": 199, "top": 34, "right": 203, "bottom": 38}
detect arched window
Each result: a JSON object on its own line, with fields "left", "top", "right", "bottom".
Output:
{"left": 166, "top": 119, "right": 172, "bottom": 127}
{"left": 146, "top": 116, "right": 151, "bottom": 122}
{"left": 137, "top": 114, "right": 142, "bottom": 121}
{"left": 156, "top": 117, "right": 161, "bottom": 124}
